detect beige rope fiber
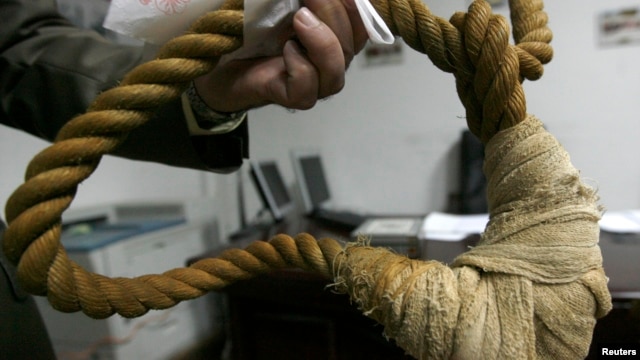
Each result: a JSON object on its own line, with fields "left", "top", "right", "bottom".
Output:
{"left": 2, "top": 0, "right": 611, "bottom": 358}
{"left": 333, "top": 116, "right": 611, "bottom": 358}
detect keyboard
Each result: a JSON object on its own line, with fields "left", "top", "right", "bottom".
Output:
{"left": 311, "top": 208, "right": 367, "bottom": 231}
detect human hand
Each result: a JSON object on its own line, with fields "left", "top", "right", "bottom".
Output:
{"left": 192, "top": 0, "right": 369, "bottom": 113}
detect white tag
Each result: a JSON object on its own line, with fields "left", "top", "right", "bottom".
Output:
{"left": 355, "top": 0, "right": 394, "bottom": 44}
{"left": 104, "top": 0, "right": 394, "bottom": 57}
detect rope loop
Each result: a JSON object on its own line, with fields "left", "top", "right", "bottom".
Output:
{"left": 3, "top": 0, "right": 246, "bottom": 318}
{"left": 3, "top": 0, "right": 553, "bottom": 319}
{"left": 1, "top": 1, "right": 612, "bottom": 357}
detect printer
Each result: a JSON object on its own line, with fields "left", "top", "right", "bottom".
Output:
{"left": 35, "top": 201, "right": 222, "bottom": 360}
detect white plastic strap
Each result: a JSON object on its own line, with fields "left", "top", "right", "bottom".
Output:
{"left": 355, "top": 0, "right": 394, "bottom": 44}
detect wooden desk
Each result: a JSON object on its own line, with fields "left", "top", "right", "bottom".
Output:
{"left": 192, "top": 216, "right": 640, "bottom": 359}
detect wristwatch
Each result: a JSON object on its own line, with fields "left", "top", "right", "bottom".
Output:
{"left": 184, "top": 81, "right": 247, "bottom": 131}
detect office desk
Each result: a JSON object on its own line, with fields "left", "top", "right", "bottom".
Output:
{"left": 599, "top": 231, "right": 640, "bottom": 299}
{"left": 192, "top": 216, "right": 640, "bottom": 359}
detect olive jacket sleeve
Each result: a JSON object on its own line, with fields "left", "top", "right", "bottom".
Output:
{"left": 0, "top": 0, "right": 248, "bottom": 172}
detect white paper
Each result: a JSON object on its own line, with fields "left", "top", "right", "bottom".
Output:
{"left": 104, "top": 0, "right": 394, "bottom": 59}
{"left": 360, "top": 218, "right": 420, "bottom": 235}
{"left": 419, "top": 212, "right": 489, "bottom": 241}
{"left": 104, "top": 0, "right": 226, "bottom": 45}
{"left": 228, "top": 0, "right": 301, "bottom": 60}
{"left": 599, "top": 210, "right": 640, "bottom": 233}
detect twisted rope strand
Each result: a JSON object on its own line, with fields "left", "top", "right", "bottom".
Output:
{"left": 3, "top": 1, "right": 612, "bottom": 357}
{"left": 371, "top": 0, "right": 552, "bottom": 142}
{"left": 3, "top": 3, "right": 244, "bottom": 317}
{"left": 4, "top": 0, "right": 554, "bottom": 320}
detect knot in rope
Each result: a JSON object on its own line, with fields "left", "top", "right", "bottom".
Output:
{"left": 333, "top": 117, "right": 611, "bottom": 359}
{"left": 370, "top": 0, "right": 552, "bottom": 143}
{"left": 1, "top": 1, "right": 611, "bottom": 359}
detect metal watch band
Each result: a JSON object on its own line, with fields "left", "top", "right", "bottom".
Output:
{"left": 185, "top": 82, "right": 247, "bottom": 129}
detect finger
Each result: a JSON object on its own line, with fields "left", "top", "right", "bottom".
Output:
{"left": 272, "top": 40, "right": 320, "bottom": 110}
{"left": 340, "top": 0, "right": 369, "bottom": 56}
{"left": 195, "top": 40, "right": 323, "bottom": 111}
{"left": 213, "top": 45, "right": 319, "bottom": 111}
{"left": 293, "top": 7, "right": 345, "bottom": 99}
{"left": 194, "top": 58, "right": 272, "bottom": 112}
{"left": 303, "top": 0, "right": 355, "bottom": 64}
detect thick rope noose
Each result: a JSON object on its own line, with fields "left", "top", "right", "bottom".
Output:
{"left": 2, "top": 0, "right": 610, "bottom": 358}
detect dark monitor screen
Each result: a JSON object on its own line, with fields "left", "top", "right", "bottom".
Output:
{"left": 300, "top": 155, "right": 330, "bottom": 207}
{"left": 249, "top": 161, "right": 293, "bottom": 221}
{"left": 291, "top": 150, "right": 331, "bottom": 214}
{"left": 460, "top": 130, "right": 487, "bottom": 214}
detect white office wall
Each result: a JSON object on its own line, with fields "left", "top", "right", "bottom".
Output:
{"left": 523, "top": 0, "right": 640, "bottom": 213}
{"left": 2, "top": 0, "right": 640, "bottom": 232}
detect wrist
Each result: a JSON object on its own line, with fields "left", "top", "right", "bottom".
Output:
{"left": 186, "top": 82, "right": 247, "bottom": 128}
{"left": 182, "top": 82, "right": 247, "bottom": 136}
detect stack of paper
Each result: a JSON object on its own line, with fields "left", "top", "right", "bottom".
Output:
{"left": 350, "top": 217, "right": 423, "bottom": 258}
{"left": 351, "top": 217, "right": 422, "bottom": 241}
{"left": 599, "top": 210, "right": 640, "bottom": 233}
{"left": 418, "top": 209, "right": 640, "bottom": 240}
{"left": 419, "top": 212, "right": 489, "bottom": 241}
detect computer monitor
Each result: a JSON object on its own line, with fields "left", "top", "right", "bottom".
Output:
{"left": 290, "top": 149, "right": 331, "bottom": 215}
{"left": 459, "top": 130, "right": 487, "bottom": 214}
{"left": 249, "top": 160, "right": 293, "bottom": 222}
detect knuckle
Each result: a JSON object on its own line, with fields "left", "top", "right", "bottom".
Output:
{"left": 288, "top": 87, "right": 318, "bottom": 109}
{"left": 279, "top": 81, "right": 319, "bottom": 110}
{"left": 321, "top": 74, "right": 345, "bottom": 98}
{"left": 291, "top": 94, "right": 318, "bottom": 110}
